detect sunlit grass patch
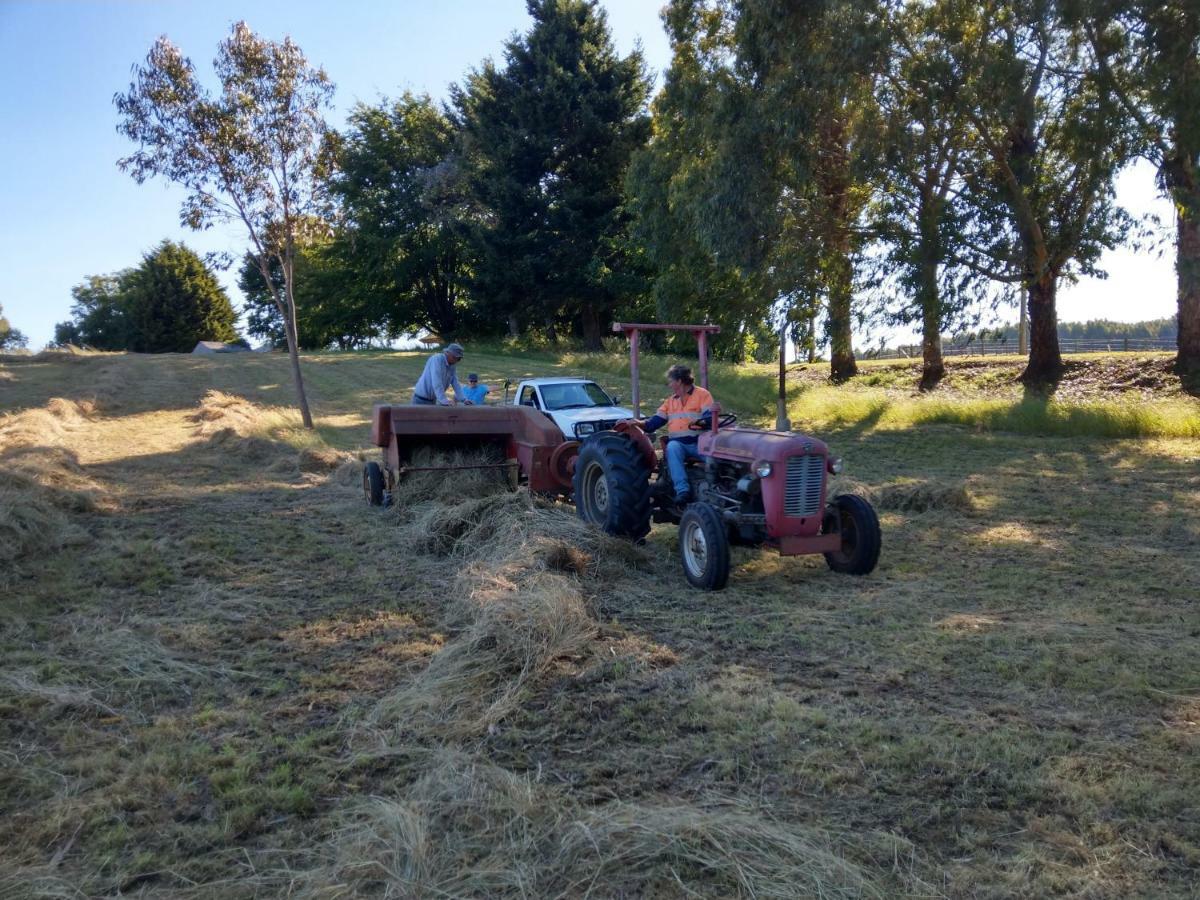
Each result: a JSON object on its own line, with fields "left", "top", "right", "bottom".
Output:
{"left": 791, "top": 388, "right": 1200, "bottom": 438}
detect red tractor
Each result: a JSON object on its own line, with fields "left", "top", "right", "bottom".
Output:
{"left": 570, "top": 413, "right": 879, "bottom": 589}
{"left": 367, "top": 406, "right": 879, "bottom": 591}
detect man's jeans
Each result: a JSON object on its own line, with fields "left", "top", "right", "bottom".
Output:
{"left": 412, "top": 395, "right": 437, "bottom": 405}
{"left": 665, "top": 438, "right": 701, "bottom": 497}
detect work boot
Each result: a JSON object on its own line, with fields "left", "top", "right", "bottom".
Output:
{"left": 673, "top": 489, "right": 691, "bottom": 507}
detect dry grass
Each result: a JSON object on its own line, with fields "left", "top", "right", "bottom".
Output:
{"left": 832, "top": 477, "right": 975, "bottom": 513}
{"left": 375, "top": 457, "right": 647, "bottom": 736}
{"left": 303, "top": 750, "right": 882, "bottom": 899}
{"left": 0, "top": 398, "right": 105, "bottom": 566}
{"left": 1, "top": 352, "right": 1198, "bottom": 898}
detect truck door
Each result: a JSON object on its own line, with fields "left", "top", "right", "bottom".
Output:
{"left": 519, "top": 385, "right": 541, "bottom": 410}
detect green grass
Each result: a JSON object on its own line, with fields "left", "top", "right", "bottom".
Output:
{"left": 790, "top": 388, "right": 1200, "bottom": 438}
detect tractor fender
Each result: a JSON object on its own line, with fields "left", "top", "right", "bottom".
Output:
{"left": 613, "top": 420, "right": 658, "bottom": 472}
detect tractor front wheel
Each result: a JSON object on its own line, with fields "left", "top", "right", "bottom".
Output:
{"left": 822, "top": 494, "right": 881, "bottom": 575}
{"left": 573, "top": 433, "right": 651, "bottom": 540}
{"left": 679, "top": 503, "right": 731, "bottom": 591}
{"left": 363, "top": 461, "right": 385, "bottom": 507}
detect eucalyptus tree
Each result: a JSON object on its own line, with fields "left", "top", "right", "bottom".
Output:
{"left": 1080, "top": 0, "right": 1200, "bottom": 378}
{"left": 869, "top": 0, "right": 1002, "bottom": 389}
{"left": 639, "top": 0, "right": 884, "bottom": 382}
{"left": 624, "top": 2, "right": 777, "bottom": 363}
{"left": 115, "top": 22, "right": 334, "bottom": 427}
{"left": 946, "top": 0, "right": 1135, "bottom": 386}
{"left": 454, "top": 0, "right": 651, "bottom": 349}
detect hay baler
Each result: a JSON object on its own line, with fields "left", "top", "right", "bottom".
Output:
{"left": 366, "top": 402, "right": 880, "bottom": 590}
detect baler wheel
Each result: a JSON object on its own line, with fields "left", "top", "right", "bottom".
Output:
{"left": 363, "top": 461, "right": 385, "bottom": 507}
{"left": 821, "top": 494, "right": 881, "bottom": 575}
{"left": 573, "top": 433, "right": 651, "bottom": 540}
{"left": 679, "top": 503, "right": 730, "bottom": 591}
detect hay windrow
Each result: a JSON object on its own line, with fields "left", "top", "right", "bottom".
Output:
{"left": 188, "top": 390, "right": 340, "bottom": 473}
{"left": 302, "top": 752, "right": 880, "bottom": 899}
{"left": 0, "top": 400, "right": 104, "bottom": 566}
{"left": 830, "top": 476, "right": 974, "bottom": 513}
{"left": 188, "top": 390, "right": 273, "bottom": 438}
{"left": 375, "top": 451, "right": 648, "bottom": 736}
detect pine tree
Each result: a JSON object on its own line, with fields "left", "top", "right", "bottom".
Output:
{"left": 122, "top": 241, "right": 238, "bottom": 353}
{"left": 454, "top": 0, "right": 650, "bottom": 348}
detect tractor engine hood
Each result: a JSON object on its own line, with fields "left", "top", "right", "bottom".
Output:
{"left": 699, "top": 428, "right": 829, "bottom": 463}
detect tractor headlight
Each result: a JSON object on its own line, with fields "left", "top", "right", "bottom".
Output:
{"left": 575, "top": 422, "right": 595, "bottom": 437}
{"left": 755, "top": 461, "right": 773, "bottom": 478}
{"left": 827, "top": 457, "right": 843, "bottom": 475}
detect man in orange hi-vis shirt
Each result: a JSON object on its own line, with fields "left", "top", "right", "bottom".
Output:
{"left": 632, "top": 363, "right": 715, "bottom": 505}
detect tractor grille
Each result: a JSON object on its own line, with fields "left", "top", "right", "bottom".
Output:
{"left": 784, "top": 455, "right": 825, "bottom": 517}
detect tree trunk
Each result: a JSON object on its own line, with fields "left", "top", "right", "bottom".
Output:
{"left": 507, "top": 313, "right": 520, "bottom": 338}
{"left": 1021, "top": 272, "right": 1063, "bottom": 387}
{"left": 264, "top": 255, "right": 313, "bottom": 429}
{"left": 918, "top": 264, "right": 945, "bottom": 391}
{"left": 916, "top": 201, "right": 944, "bottom": 391}
{"left": 581, "top": 303, "right": 603, "bottom": 352}
{"left": 544, "top": 316, "right": 558, "bottom": 346}
{"left": 1175, "top": 189, "right": 1200, "bottom": 379}
{"left": 776, "top": 321, "right": 790, "bottom": 431}
{"left": 283, "top": 294, "right": 314, "bottom": 428}
{"left": 815, "top": 116, "right": 858, "bottom": 382}
{"left": 827, "top": 250, "right": 857, "bottom": 381}
{"left": 1018, "top": 291, "right": 1028, "bottom": 356}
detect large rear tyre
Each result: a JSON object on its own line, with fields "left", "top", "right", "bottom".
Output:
{"left": 363, "top": 461, "right": 385, "bottom": 507}
{"left": 573, "top": 433, "right": 652, "bottom": 540}
{"left": 679, "top": 503, "right": 731, "bottom": 591}
{"left": 822, "top": 494, "right": 881, "bottom": 575}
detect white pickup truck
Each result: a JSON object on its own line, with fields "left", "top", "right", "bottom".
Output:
{"left": 509, "top": 377, "right": 634, "bottom": 440}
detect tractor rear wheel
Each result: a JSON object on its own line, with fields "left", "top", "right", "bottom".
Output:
{"left": 679, "top": 503, "right": 730, "bottom": 590}
{"left": 573, "top": 433, "right": 651, "bottom": 540}
{"left": 822, "top": 494, "right": 881, "bottom": 575}
{"left": 363, "top": 461, "right": 385, "bottom": 507}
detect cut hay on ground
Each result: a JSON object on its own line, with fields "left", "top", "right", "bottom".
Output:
{"left": 303, "top": 751, "right": 880, "bottom": 899}
{"left": 0, "top": 400, "right": 103, "bottom": 566}
{"left": 188, "top": 390, "right": 336, "bottom": 471}
{"left": 831, "top": 477, "right": 974, "bottom": 513}
{"left": 375, "top": 452, "right": 647, "bottom": 735}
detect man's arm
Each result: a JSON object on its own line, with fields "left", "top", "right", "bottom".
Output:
{"left": 448, "top": 364, "right": 465, "bottom": 403}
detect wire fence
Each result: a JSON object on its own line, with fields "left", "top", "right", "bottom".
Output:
{"left": 861, "top": 337, "right": 1177, "bottom": 360}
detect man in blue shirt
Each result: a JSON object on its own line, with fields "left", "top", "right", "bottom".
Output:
{"left": 412, "top": 343, "right": 466, "bottom": 405}
{"left": 462, "top": 373, "right": 490, "bottom": 405}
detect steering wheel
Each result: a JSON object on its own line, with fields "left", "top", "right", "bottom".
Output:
{"left": 689, "top": 412, "right": 738, "bottom": 431}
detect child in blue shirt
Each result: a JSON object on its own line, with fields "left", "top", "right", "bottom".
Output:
{"left": 462, "top": 373, "right": 490, "bottom": 405}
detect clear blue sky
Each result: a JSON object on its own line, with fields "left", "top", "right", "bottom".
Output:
{"left": 0, "top": 0, "right": 1176, "bottom": 350}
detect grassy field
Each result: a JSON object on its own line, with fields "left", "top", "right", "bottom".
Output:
{"left": 1, "top": 347, "right": 1198, "bottom": 897}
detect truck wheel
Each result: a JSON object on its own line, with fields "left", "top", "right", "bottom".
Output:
{"left": 363, "top": 461, "right": 385, "bottom": 507}
{"left": 822, "top": 494, "right": 881, "bottom": 575}
{"left": 573, "top": 433, "right": 651, "bottom": 540}
{"left": 679, "top": 503, "right": 730, "bottom": 590}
